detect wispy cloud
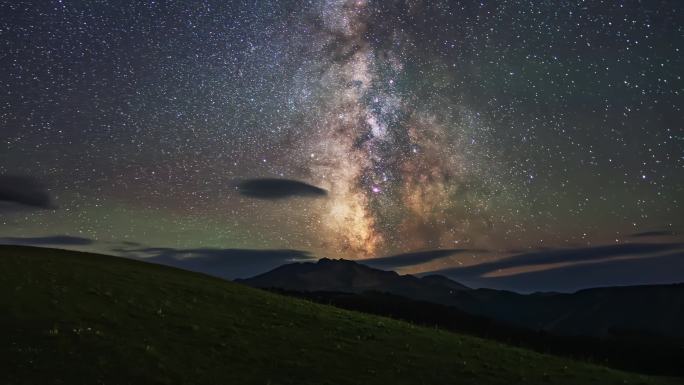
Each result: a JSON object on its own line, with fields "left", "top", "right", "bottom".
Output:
{"left": 425, "top": 243, "right": 684, "bottom": 292}
{"left": 0, "top": 175, "right": 54, "bottom": 210}
{"left": 363, "top": 248, "right": 480, "bottom": 270}
{"left": 114, "top": 246, "right": 315, "bottom": 279}
{"left": 0, "top": 235, "right": 93, "bottom": 246}
{"left": 628, "top": 230, "right": 678, "bottom": 238}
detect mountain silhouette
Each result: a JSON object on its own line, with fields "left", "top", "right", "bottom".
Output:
{"left": 236, "top": 257, "right": 469, "bottom": 303}
{"left": 238, "top": 258, "right": 684, "bottom": 339}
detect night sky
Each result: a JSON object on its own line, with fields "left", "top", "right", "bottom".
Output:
{"left": 1, "top": 1, "right": 682, "bottom": 288}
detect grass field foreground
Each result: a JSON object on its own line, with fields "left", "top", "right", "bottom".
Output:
{"left": 0, "top": 245, "right": 678, "bottom": 385}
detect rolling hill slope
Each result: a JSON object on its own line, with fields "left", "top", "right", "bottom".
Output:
{"left": 0, "top": 245, "right": 677, "bottom": 385}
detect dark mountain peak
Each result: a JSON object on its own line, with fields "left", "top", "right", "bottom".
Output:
{"left": 314, "top": 258, "right": 401, "bottom": 277}
{"left": 317, "top": 257, "right": 363, "bottom": 266}
{"left": 238, "top": 258, "right": 470, "bottom": 301}
{"left": 317, "top": 257, "right": 387, "bottom": 270}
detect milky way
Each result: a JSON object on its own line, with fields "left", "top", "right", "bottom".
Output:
{"left": 0, "top": 1, "right": 682, "bottom": 262}
{"left": 296, "top": 0, "right": 496, "bottom": 257}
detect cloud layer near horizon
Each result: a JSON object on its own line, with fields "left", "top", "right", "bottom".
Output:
{"left": 2, "top": 235, "right": 682, "bottom": 292}
{"left": 0, "top": 235, "right": 93, "bottom": 246}
{"left": 424, "top": 243, "right": 684, "bottom": 292}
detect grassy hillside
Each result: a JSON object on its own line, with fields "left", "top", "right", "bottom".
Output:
{"left": 0, "top": 245, "right": 677, "bottom": 385}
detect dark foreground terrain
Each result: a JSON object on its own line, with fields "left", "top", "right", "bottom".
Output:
{"left": 240, "top": 258, "right": 684, "bottom": 376}
{"left": 0, "top": 245, "right": 679, "bottom": 385}
{"left": 273, "top": 289, "right": 684, "bottom": 376}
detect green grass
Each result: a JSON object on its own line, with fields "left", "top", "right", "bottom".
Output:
{"left": 0, "top": 245, "right": 678, "bottom": 385}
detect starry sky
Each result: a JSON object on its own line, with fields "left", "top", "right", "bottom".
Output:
{"left": 1, "top": 1, "right": 682, "bottom": 284}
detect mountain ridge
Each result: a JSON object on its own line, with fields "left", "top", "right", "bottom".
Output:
{"left": 238, "top": 258, "right": 684, "bottom": 339}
